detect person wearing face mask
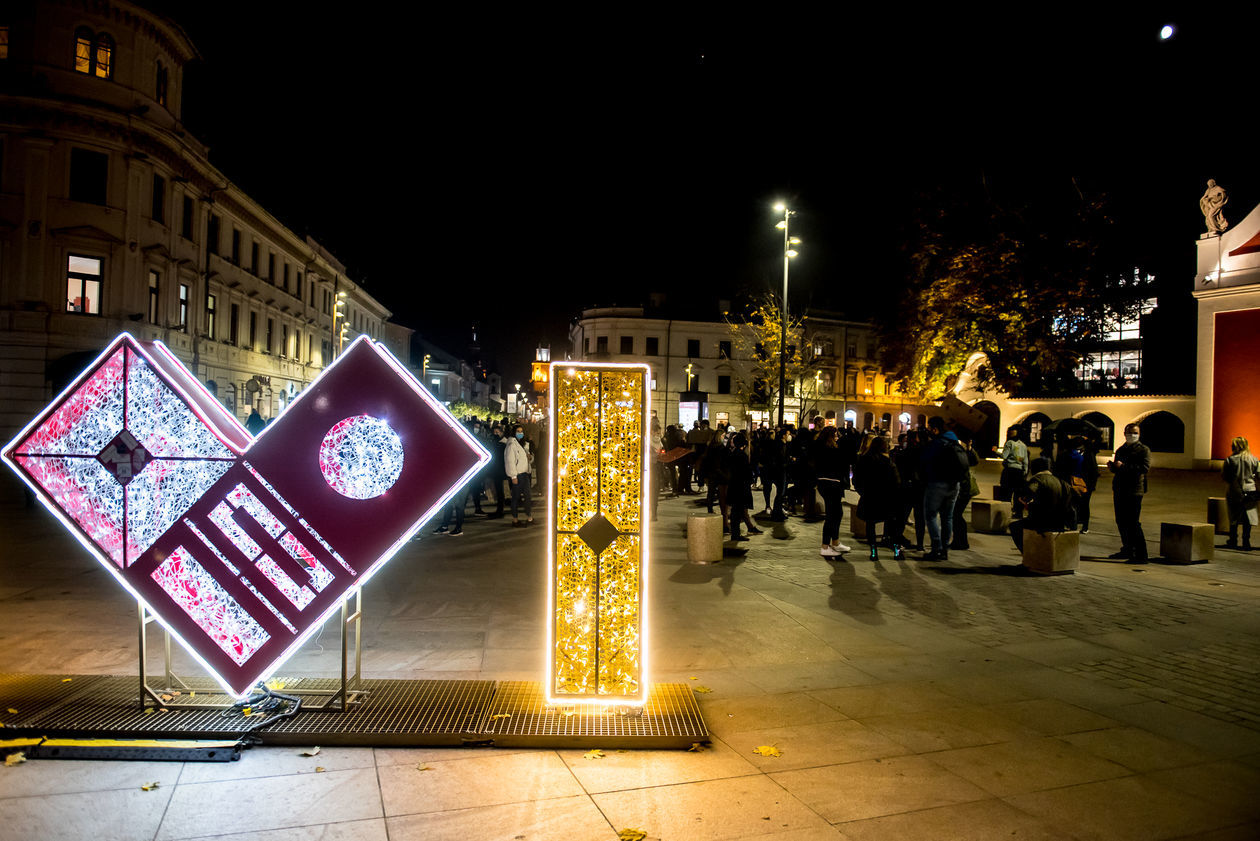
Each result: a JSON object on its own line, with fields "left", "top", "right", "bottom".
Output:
{"left": 505, "top": 424, "right": 533, "bottom": 526}
{"left": 1107, "top": 423, "right": 1150, "bottom": 563}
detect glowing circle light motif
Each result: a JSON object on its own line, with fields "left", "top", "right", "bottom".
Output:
{"left": 318, "top": 415, "right": 404, "bottom": 499}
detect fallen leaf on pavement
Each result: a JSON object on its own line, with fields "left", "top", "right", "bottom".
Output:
{"left": 752, "top": 745, "right": 782, "bottom": 757}
{"left": 617, "top": 830, "right": 647, "bottom": 841}
{"left": 140, "top": 781, "right": 159, "bottom": 791}
{"left": 416, "top": 764, "right": 432, "bottom": 772}
{"left": 694, "top": 686, "right": 713, "bottom": 693}
{"left": 687, "top": 742, "right": 706, "bottom": 752}
{"left": 4, "top": 752, "right": 26, "bottom": 767}
{"left": 315, "top": 766, "right": 326, "bottom": 773}
{"left": 489, "top": 713, "right": 511, "bottom": 721}
{"left": 299, "top": 747, "right": 321, "bottom": 757}
{"left": 6, "top": 708, "right": 17, "bottom": 715}
{"left": 583, "top": 749, "right": 605, "bottom": 760}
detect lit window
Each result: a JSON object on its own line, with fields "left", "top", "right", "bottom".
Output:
{"left": 156, "top": 62, "right": 168, "bottom": 106}
{"left": 148, "top": 270, "right": 160, "bottom": 323}
{"left": 75, "top": 28, "right": 91, "bottom": 73}
{"left": 207, "top": 294, "right": 217, "bottom": 339}
{"left": 178, "top": 284, "right": 189, "bottom": 332}
{"left": 74, "top": 28, "right": 113, "bottom": 78}
{"left": 0, "top": 25, "right": 10, "bottom": 60}
{"left": 66, "top": 255, "right": 102, "bottom": 314}
{"left": 94, "top": 34, "right": 112, "bottom": 78}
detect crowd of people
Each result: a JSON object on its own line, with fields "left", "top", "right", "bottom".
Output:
{"left": 427, "top": 411, "right": 1259, "bottom": 563}
{"left": 651, "top": 416, "right": 1260, "bottom": 565}
{"left": 652, "top": 415, "right": 983, "bottom": 561}
{"left": 431, "top": 417, "right": 542, "bottom": 536}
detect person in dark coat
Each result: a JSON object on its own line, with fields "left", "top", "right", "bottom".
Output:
{"left": 894, "top": 430, "right": 926, "bottom": 550}
{"left": 727, "top": 432, "right": 757, "bottom": 541}
{"left": 1053, "top": 436, "right": 1100, "bottom": 533}
{"left": 855, "top": 436, "right": 903, "bottom": 560}
{"left": 950, "top": 428, "right": 980, "bottom": 550}
{"left": 1108, "top": 422, "right": 1151, "bottom": 563}
{"left": 815, "top": 427, "right": 853, "bottom": 557}
{"left": 1010, "top": 457, "right": 1076, "bottom": 551}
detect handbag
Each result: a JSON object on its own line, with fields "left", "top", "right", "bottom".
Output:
{"left": 968, "top": 473, "right": 980, "bottom": 498}
{"left": 1071, "top": 476, "right": 1088, "bottom": 495}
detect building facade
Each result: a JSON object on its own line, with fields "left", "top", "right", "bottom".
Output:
{"left": 1193, "top": 198, "right": 1260, "bottom": 465}
{"left": 568, "top": 306, "right": 934, "bottom": 431}
{"left": 0, "top": 0, "right": 389, "bottom": 451}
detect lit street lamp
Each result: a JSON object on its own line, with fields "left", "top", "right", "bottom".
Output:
{"left": 332, "top": 290, "right": 348, "bottom": 358}
{"left": 772, "top": 201, "right": 799, "bottom": 521}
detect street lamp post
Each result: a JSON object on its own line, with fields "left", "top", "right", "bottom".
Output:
{"left": 772, "top": 201, "right": 800, "bottom": 520}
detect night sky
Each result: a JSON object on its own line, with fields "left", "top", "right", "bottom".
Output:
{"left": 158, "top": 5, "right": 1256, "bottom": 387}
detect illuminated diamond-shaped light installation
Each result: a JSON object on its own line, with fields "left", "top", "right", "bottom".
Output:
{"left": 3, "top": 334, "right": 489, "bottom": 696}
{"left": 548, "top": 363, "right": 649, "bottom": 704}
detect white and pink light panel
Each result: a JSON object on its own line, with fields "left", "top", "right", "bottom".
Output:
{"left": 3, "top": 334, "right": 489, "bottom": 696}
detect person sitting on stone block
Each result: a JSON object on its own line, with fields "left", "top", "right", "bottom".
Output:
{"left": 1010, "top": 457, "right": 1076, "bottom": 552}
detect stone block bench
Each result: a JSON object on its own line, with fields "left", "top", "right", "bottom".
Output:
{"left": 1022, "top": 530, "right": 1080, "bottom": 575}
{"left": 972, "top": 500, "right": 1013, "bottom": 534}
{"left": 1159, "top": 522, "right": 1214, "bottom": 564}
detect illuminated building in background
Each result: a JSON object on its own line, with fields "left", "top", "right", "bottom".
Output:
{"left": 547, "top": 362, "right": 649, "bottom": 704}
{"left": 568, "top": 304, "right": 932, "bottom": 432}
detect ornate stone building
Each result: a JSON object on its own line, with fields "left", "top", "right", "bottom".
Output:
{"left": 0, "top": 0, "right": 388, "bottom": 455}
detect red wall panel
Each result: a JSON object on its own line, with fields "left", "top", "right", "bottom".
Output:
{"left": 1212, "top": 309, "right": 1260, "bottom": 459}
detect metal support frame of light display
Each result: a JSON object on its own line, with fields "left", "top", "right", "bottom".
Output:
{"left": 546, "top": 361, "right": 651, "bottom": 707}
{"left": 136, "top": 588, "right": 365, "bottom": 712}
{"left": 3, "top": 332, "right": 490, "bottom": 702}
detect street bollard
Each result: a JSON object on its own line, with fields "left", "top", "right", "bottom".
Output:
{"left": 687, "top": 512, "right": 724, "bottom": 564}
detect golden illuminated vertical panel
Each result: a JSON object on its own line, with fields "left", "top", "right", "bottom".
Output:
{"left": 548, "top": 363, "right": 648, "bottom": 703}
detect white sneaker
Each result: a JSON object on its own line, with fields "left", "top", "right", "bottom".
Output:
{"left": 763, "top": 508, "right": 772, "bottom": 515}
{"left": 820, "top": 545, "right": 841, "bottom": 557}
{"left": 833, "top": 542, "right": 853, "bottom": 553}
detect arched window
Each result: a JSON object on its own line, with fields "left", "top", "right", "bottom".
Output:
{"left": 73, "top": 27, "right": 113, "bottom": 78}
{"left": 863, "top": 411, "right": 874, "bottom": 430}
{"left": 1080, "top": 412, "right": 1115, "bottom": 450}
{"left": 881, "top": 412, "right": 892, "bottom": 430}
{"left": 1140, "top": 411, "right": 1185, "bottom": 453}
{"left": 94, "top": 33, "right": 113, "bottom": 78}
{"left": 75, "top": 27, "right": 93, "bottom": 73}
{"left": 844, "top": 409, "right": 857, "bottom": 426}
{"left": 1021, "top": 412, "right": 1052, "bottom": 445}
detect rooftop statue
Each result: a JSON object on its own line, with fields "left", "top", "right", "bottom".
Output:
{"left": 1200, "top": 179, "right": 1229, "bottom": 235}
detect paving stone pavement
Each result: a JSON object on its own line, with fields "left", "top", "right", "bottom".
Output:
{"left": 2, "top": 460, "right": 1260, "bottom": 841}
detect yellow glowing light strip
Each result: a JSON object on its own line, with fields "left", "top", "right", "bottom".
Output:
{"left": 545, "top": 361, "right": 651, "bottom": 706}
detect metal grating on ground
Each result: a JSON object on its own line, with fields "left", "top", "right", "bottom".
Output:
{"left": 482, "top": 681, "right": 708, "bottom": 749}
{"left": 0, "top": 673, "right": 111, "bottom": 727}
{"left": 0, "top": 674, "right": 704, "bottom": 747}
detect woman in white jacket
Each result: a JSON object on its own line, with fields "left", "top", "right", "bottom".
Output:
{"left": 505, "top": 424, "right": 533, "bottom": 526}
